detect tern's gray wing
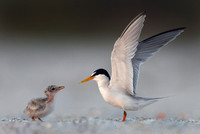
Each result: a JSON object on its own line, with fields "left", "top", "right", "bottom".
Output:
{"left": 110, "top": 12, "right": 146, "bottom": 95}
{"left": 132, "top": 27, "right": 185, "bottom": 94}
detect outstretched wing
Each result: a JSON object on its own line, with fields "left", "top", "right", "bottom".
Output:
{"left": 132, "top": 27, "right": 185, "bottom": 94}
{"left": 110, "top": 12, "right": 146, "bottom": 95}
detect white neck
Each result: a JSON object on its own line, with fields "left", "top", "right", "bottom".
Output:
{"left": 94, "top": 74, "right": 109, "bottom": 86}
{"left": 94, "top": 75, "right": 110, "bottom": 94}
{"left": 97, "top": 78, "right": 109, "bottom": 88}
{"left": 93, "top": 75, "right": 113, "bottom": 104}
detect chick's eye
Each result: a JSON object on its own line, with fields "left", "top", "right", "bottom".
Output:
{"left": 51, "top": 88, "right": 55, "bottom": 90}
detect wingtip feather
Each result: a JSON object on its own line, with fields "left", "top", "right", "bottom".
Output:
{"left": 167, "top": 27, "right": 186, "bottom": 33}
{"left": 141, "top": 10, "right": 146, "bottom": 16}
{"left": 120, "top": 11, "right": 146, "bottom": 38}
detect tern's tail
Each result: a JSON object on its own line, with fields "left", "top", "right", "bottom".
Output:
{"left": 134, "top": 96, "right": 169, "bottom": 110}
{"left": 135, "top": 95, "right": 170, "bottom": 101}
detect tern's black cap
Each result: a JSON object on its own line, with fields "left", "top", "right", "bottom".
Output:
{"left": 91, "top": 68, "right": 110, "bottom": 80}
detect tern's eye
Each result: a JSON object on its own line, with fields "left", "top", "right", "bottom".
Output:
{"left": 91, "top": 72, "right": 96, "bottom": 77}
{"left": 51, "top": 88, "right": 55, "bottom": 91}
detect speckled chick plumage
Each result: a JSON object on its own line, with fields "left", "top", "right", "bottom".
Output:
{"left": 24, "top": 85, "right": 64, "bottom": 121}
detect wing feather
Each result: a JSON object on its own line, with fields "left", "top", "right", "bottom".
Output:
{"left": 26, "top": 98, "right": 47, "bottom": 111}
{"left": 110, "top": 12, "right": 146, "bottom": 95}
{"left": 132, "top": 27, "right": 185, "bottom": 94}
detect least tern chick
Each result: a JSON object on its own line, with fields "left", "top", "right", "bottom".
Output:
{"left": 24, "top": 85, "right": 64, "bottom": 121}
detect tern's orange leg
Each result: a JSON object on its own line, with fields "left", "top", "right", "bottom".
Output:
{"left": 38, "top": 118, "right": 43, "bottom": 122}
{"left": 122, "top": 111, "right": 127, "bottom": 122}
{"left": 32, "top": 117, "right": 35, "bottom": 121}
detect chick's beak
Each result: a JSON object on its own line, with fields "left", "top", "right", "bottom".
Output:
{"left": 80, "top": 76, "right": 94, "bottom": 83}
{"left": 56, "top": 86, "right": 65, "bottom": 91}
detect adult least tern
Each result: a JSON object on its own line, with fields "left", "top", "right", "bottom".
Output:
{"left": 81, "top": 12, "right": 185, "bottom": 121}
{"left": 24, "top": 85, "right": 64, "bottom": 121}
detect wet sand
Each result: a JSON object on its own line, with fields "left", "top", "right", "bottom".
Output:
{"left": 1, "top": 115, "right": 200, "bottom": 134}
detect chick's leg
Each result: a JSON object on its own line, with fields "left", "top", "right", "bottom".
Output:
{"left": 32, "top": 117, "right": 35, "bottom": 121}
{"left": 38, "top": 118, "right": 43, "bottom": 122}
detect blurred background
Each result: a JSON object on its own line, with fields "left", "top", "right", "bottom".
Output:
{"left": 0, "top": 0, "right": 199, "bottom": 119}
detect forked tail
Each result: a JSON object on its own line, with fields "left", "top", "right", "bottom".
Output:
{"left": 135, "top": 96, "right": 171, "bottom": 110}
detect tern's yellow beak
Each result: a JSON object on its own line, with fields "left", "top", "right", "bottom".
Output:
{"left": 80, "top": 76, "right": 94, "bottom": 83}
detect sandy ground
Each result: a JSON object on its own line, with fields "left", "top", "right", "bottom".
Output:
{"left": 1, "top": 115, "right": 200, "bottom": 134}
